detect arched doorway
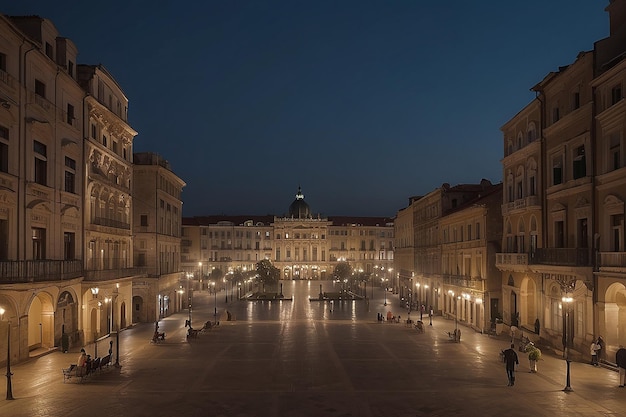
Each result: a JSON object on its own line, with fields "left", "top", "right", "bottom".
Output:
{"left": 604, "top": 282, "right": 626, "bottom": 352}
{"left": 56, "top": 291, "right": 78, "bottom": 349}
{"left": 27, "top": 292, "right": 54, "bottom": 350}
{"left": 520, "top": 277, "right": 538, "bottom": 330}
{"left": 510, "top": 291, "right": 518, "bottom": 327}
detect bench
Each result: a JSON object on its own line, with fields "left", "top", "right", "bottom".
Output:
{"left": 187, "top": 328, "right": 201, "bottom": 339}
{"left": 414, "top": 321, "right": 425, "bottom": 333}
{"left": 62, "top": 364, "right": 86, "bottom": 383}
{"left": 447, "top": 329, "right": 461, "bottom": 342}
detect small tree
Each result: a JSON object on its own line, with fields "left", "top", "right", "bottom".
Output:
{"left": 333, "top": 262, "right": 352, "bottom": 282}
{"left": 256, "top": 259, "right": 279, "bottom": 291}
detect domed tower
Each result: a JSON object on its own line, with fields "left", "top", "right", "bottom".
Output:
{"left": 288, "top": 186, "right": 311, "bottom": 219}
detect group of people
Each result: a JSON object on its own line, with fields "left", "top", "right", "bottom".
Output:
{"left": 590, "top": 336, "right": 605, "bottom": 366}
{"left": 503, "top": 334, "right": 626, "bottom": 389}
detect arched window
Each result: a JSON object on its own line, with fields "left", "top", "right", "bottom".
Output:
{"left": 527, "top": 123, "right": 537, "bottom": 143}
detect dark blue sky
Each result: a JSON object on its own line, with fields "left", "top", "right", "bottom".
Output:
{"left": 4, "top": 1, "right": 609, "bottom": 217}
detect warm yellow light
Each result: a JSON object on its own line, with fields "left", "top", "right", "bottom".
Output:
{"left": 562, "top": 296, "right": 573, "bottom": 303}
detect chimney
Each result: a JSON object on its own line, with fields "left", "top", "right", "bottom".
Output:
{"left": 606, "top": 0, "right": 626, "bottom": 35}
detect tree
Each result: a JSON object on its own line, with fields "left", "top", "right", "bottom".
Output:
{"left": 333, "top": 262, "right": 352, "bottom": 282}
{"left": 256, "top": 259, "right": 279, "bottom": 289}
{"left": 210, "top": 268, "right": 224, "bottom": 282}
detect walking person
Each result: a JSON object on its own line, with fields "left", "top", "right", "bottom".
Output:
{"left": 590, "top": 340, "right": 599, "bottom": 366}
{"left": 616, "top": 345, "right": 626, "bottom": 388}
{"left": 503, "top": 343, "right": 519, "bottom": 386}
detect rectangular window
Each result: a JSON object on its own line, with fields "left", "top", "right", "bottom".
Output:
{"left": 35, "top": 79, "right": 46, "bottom": 98}
{"left": 467, "top": 224, "right": 472, "bottom": 240}
{"left": 555, "top": 221, "right": 565, "bottom": 248}
{"left": 610, "top": 132, "right": 621, "bottom": 171}
{"left": 34, "top": 140, "right": 47, "bottom": 185}
{"left": 611, "top": 84, "right": 622, "bottom": 105}
{"left": 516, "top": 181, "right": 523, "bottom": 199}
{"left": 552, "top": 107, "right": 560, "bottom": 123}
{"left": 475, "top": 222, "right": 481, "bottom": 239}
{"left": 45, "top": 42, "right": 53, "bottom": 59}
{"left": 0, "top": 53, "right": 6, "bottom": 71}
{"left": 140, "top": 214, "right": 148, "bottom": 226}
{"left": 64, "top": 232, "right": 75, "bottom": 260}
{"left": 573, "top": 145, "right": 586, "bottom": 179}
{"left": 0, "top": 219, "right": 7, "bottom": 260}
{"left": 102, "top": 135, "right": 107, "bottom": 147}
{"left": 0, "top": 125, "right": 8, "bottom": 173}
{"left": 552, "top": 155, "right": 563, "bottom": 185}
{"left": 64, "top": 156, "right": 75, "bottom": 193}
{"left": 91, "top": 124, "right": 96, "bottom": 139}
{"left": 68, "top": 61, "right": 74, "bottom": 77}
{"left": 572, "top": 92, "right": 580, "bottom": 110}
{"left": 529, "top": 175, "right": 536, "bottom": 196}
{"left": 66, "top": 104, "right": 74, "bottom": 124}
{"left": 112, "top": 141, "right": 118, "bottom": 154}
{"left": 32, "top": 227, "right": 46, "bottom": 259}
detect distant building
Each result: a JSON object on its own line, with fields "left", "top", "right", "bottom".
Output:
{"left": 397, "top": 180, "right": 502, "bottom": 320}
{"left": 181, "top": 187, "right": 394, "bottom": 290}
{"left": 132, "top": 152, "right": 185, "bottom": 321}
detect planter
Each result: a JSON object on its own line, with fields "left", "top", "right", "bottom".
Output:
{"left": 529, "top": 359, "right": 537, "bottom": 373}
{"left": 495, "top": 322, "right": 504, "bottom": 335}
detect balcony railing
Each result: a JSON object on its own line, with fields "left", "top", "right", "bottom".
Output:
{"left": 83, "top": 267, "right": 148, "bottom": 281}
{"left": 598, "top": 252, "right": 626, "bottom": 268}
{"left": 0, "top": 260, "right": 83, "bottom": 283}
{"left": 442, "top": 274, "right": 483, "bottom": 289}
{"left": 532, "top": 248, "right": 591, "bottom": 267}
{"left": 496, "top": 253, "right": 528, "bottom": 267}
{"left": 92, "top": 217, "right": 130, "bottom": 230}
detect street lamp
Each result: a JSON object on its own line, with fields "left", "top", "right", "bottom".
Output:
{"left": 562, "top": 295, "right": 574, "bottom": 392}
{"left": 212, "top": 281, "right": 217, "bottom": 323}
{"left": 0, "top": 307, "right": 13, "bottom": 400}
{"left": 104, "top": 297, "right": 112, "bottom": 334}
{"left": 186, "top": 272, "right": 193, "bottom": 328}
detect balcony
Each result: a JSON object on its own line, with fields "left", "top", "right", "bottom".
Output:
{"left": 442, "top": 274, "right": 483, "bottom": 289}
{"left": 496, "top": 253, "right": 528, "bottom": 271}
{"left": 83, "top": 267, "right": 148, "bottom": 281}
{"left": 532, "top": 248, "right": 591, "bottom": 267}
{"left": 598, "top": 252, "right": 626, "bottom": 270}
{"left": 0, "top": 260, "right": 83, "bottom": 283}
{"left": 501, "top": 196, "right": 541, "bottom": 216}
{"left": 92, "top": 217, "right": 130, "bottom": 230}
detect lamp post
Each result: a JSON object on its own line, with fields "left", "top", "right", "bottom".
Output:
{"left": 104, "top": 297, "right": 112, "bottom": 334}
{"left": 186, "top": 272, "right": 193, "bottom": 328}
{"left": 562, "top": 295, "right": 574, "bottom": 392}
{"left": 0, "top": 308, "right": 13, "bottom": 400}
{"left": 212, "top": 282, "right": 217, "bottom": 323}
{"left": 383, "top": 278, "right": 387, "bottom": 306}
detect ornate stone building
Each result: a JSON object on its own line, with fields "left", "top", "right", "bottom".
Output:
{"left": 181, "top": 188, "right": 394, "bottom": 287}
{"left": 0, "top": 14, "right": 185, "bottom": 365}
{"left": 496, "top": 0, "right": 626, "bottom": 358}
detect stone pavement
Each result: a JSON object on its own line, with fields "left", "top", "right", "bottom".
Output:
{"left": 0, "top": 285, "right": 625, "bottom": 417}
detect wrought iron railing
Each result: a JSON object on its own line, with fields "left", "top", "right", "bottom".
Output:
{"left": 0, "top": 260, "right": 83, "bottom": 283}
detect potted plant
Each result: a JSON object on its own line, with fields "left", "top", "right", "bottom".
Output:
{"left": 527, "top": 345, "right": 541, "bottom": 373}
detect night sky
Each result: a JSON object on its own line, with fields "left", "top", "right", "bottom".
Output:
{"left": 3, "top": 1, "right": 608, "bottom": 217}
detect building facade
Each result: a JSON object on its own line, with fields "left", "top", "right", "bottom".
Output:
{"left": 496, "top": 0, "right": 626, "bottom": 358}
{"left": 181, "top": 188, "right": 395, "bottom": 289}
{"left": 0, "top": 14, "right": 184, "bottom": 365}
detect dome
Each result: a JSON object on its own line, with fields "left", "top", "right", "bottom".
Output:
{"left": 288, "top": 187, "right": 310, "bottom": 218}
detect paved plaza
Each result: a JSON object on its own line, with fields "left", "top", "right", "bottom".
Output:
{"left": 1, "top": 281, "right": 625, "bottom": 417}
